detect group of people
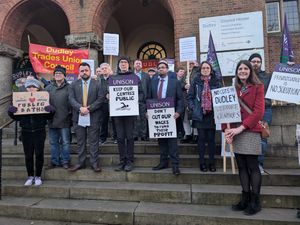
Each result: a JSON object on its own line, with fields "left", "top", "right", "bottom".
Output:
{"left": 8, "top": 52, "right": 271, "bottom": 216}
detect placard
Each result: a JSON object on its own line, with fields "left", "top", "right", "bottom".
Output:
{"left": 13, "top": 91, "right": 49, "bottom": 115}
{"left": 147, "top": 98, "right": 177, "bottom": 138}
{"left": 200, "top": 49, "right": 265, "bottom": 76}
{"left": 109, "top": 75, "right": 139, "bottom": 116}
{"left": 199, "top": 11, "right": 264, "bottom": 52}
{"left": 103, "top": 33, "right": 119, "bottom": 56}
{"left": 179, "top": 37, "right": 197, "bottom": 62}
{"left": 212, "top": 86, "right": 241, "bottom": 124}
{"left": 266, "top": 64, "right": 300, "bottom": 104}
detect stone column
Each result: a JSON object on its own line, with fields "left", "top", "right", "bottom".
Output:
{"left": 65, "top": 32, "right": 102, "bottom": 72}
{"left": 0, "top": 43, "right": 23, "bottom": 123}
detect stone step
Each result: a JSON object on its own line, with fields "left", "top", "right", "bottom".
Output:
{"left": 0, "top": 217, "right": 96, "bottom": 225}
{"left": 3, "top": 180, "right": 300, "bottom": 208}
{"left": 3, "top": 166, "right": 300, "bottom": 186}
{"left": 0, "top": 197, "right": 298, "bottom": 225}
{"left": 2, "top": 153, "right": 299, "bottom": 169}
{"left": 2, "top": 138, "right": 298, "bottom": 157}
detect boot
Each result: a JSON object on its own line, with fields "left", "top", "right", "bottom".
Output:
{"left": 180, "top": 135, "right": 192, "bottom": 143}
{"left": 232, "top": 191, "right": 250, "bottom": 211}
{"left": 244, "top": 192, "right": 261, "bottom": 215}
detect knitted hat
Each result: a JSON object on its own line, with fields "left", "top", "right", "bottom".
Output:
{"left": 249, "top": 53, "right": 262, "bottom": 62}
{"left": 118, "top": 56, "right": 131, "bottom": 65}
{"left": 24, "top": 79, "right": 41, "bottom": 89}
{"left": 54, "top": 65, "right": 67, "bottom": 77}
{"left": 157, "top": 60, "right": 169, "bottom": 69}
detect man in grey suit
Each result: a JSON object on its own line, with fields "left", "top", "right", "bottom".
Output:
{"left": 133, "top": 59, "right": 150, "bottom": 141}
{"left": 69, "top": 62, "right": 104, "bottom": 172}
{"left": 148, "top": 60, "right": 184, "bottom": 175}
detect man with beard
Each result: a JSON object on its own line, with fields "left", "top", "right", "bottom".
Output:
{"left": 249, "top": 53, "right": 272, "bottom": 174}
{"left": 69, "top": 62, "right": 105, "bottom": 172}
{"left": 148, "top": 60, "right": 184, "bottom": 175}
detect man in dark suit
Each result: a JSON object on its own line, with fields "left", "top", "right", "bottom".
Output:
{"left": 69, "top": 62, "right": 104, "bottom": 172}
{"left": 133, "top": 59, "right": 150, "bottom": 141}
{"left": 148, "top": 60, "right": 184, "bottom": 175}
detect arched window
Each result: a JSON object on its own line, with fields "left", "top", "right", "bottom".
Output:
{"left": 137, "top": 41, "right": 167, "bottom": 60}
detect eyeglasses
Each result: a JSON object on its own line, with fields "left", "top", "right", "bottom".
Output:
{"left": 158, "top": 66, "right": 167, "bottom": 69}
{"left": 54, "top": 72, "right": 64, "bottom": 75}
{"left": 250, "top": 60, "right": 261, "bottom": 64}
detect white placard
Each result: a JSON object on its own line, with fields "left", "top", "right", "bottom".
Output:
{"left": 103, "top": 33, "right": 119, "bottom": 56}
{"left": 266, "top": 64, "right": 300, "bottom": 104}
{"left": 212, "top": 86, "right": 241, "bottom": 124}
{"left": 81, "top": 59, "right": 95, "bottom": 77}
{"left": 147, "top": 99, "right": 177, "bottom": 139}
{"left": 179, "top": 37, "right": 197, "bottom": 62}
{"left": 109, "top": 75, "right": 139, "bottom": 116}
{"left": 200, "top": 49, "right": 265, "bottom": 76}
{"left": 199, "top": 11, "right": 264, "bottom": 52}
{"left": 78, "top": 113, "right": 90, "bottom": 127}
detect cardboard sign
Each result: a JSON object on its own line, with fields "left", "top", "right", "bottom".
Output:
{"left": 13, "top": 91, "right": 49, "bottom": 115}
{"left": 179, "top": 37, "right": 197, "bottom": 62}
{"left": 103, "top": 33, "right": 119, "bottom": 56}
{"left": 109, "top": 75, "right": 139, "bottom": 116}
{"left": 266, "top": 64, "right": 300, "bottom": 104}
{"left": 29, "top": 43, "right": 89, "bottom": 74}
{"left": 212, "top": 86, "right": 241, "bottom": 124}
{"left": 147, "top": 98, "right": 177, "bottom": 139}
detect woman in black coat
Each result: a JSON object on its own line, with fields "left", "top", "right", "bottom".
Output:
{"left": 187, "top": 61, "right": 221, "bottom": 172}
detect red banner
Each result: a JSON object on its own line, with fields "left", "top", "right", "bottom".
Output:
{"left": 29, "top": 43, "right": 89, "bottom": 74}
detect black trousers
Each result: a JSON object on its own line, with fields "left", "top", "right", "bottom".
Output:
{"left": 158, "top": 138, "right": 179, "bottom": 166}
{"left": 114, "top": 116, "right": 135, "bottom": 163}
{"left": 197, "top": 128, "right": 216, "bottom": 164}
{"left": 99, "top": 103, "right": 109, "bottom": 141}
{"left": 22, "top": 129, "right": 46, "bottom": 177}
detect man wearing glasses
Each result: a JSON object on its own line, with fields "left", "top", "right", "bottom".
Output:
{"left": 148, "top": 60, "right": 184, "bottom": 175}
{"left": 249, "top": 53, "right": 272, "bottom": 174}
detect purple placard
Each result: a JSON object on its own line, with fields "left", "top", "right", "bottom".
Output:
{"left": 146, "top": 98, "right": 175, "bottom": 110}
{"left": 109, "top": 74, "right": 139, "bottom": 86}
{"left": 274, "top": 63, "right": 300, "bottom": 74}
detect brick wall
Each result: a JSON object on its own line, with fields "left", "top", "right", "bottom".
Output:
{"left": 0, "top": 0, "right": 298, "bottom": 71}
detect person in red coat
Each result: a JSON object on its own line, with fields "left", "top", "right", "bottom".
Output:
{"left": 225, "top": 60, "right": 264, "bottom": 215}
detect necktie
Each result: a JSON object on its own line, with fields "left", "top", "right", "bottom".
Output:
{"left": 83, "top": 81, "right": 87, "bottom": 107}
{"left": 157, "top": 79, "right": 164, "bottom": 99}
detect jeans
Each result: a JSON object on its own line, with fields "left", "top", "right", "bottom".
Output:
{"left": 258, "top": 107, "right": 272, "bottom": 166}
{"left": 49, "top": 128, "right": 71, "bottom": 165}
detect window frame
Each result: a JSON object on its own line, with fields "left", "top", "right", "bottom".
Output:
{"left": 266, "top": 1, "right": 281, "bottom": 33}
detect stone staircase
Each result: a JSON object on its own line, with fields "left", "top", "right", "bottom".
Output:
{"left": 0, "top": 136, "right": 300, "bottom": 225}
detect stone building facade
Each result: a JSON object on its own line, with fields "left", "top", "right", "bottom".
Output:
{"left": 0, "top": 0, "right": 299, "bottom": 116}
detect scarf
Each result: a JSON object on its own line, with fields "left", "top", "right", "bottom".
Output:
{"left": 201, "top": 76, "right": 212, "bottom": 114}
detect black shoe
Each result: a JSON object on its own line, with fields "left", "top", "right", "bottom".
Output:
{"left": 180, "top": 135, "right": 192, "bottom": 143}
{"left": 91, "top": 162, "right": 102, "bottom": 172}
{"left": 172, "top": 166, "right": 181, "bottom": 176}
{"left": 209, "top": 164, "right": 216, "bottom": 172}
{"left": 69, "top": 164, "right": 85, "bottom": 172}
{"left": 152, "top": 163, "right": 168, "bottom": 170}
{"left": 200, "top": 163, "right": 207, "bottom": 172}
{"left": 244, "top": 192, "right": 261, "bottom": 215}
{"left": 190, "top": 135, "right": 198, "bottom": 144}
{"left": 141, "top": 137, "right": 149, "bottom": 141}
{"left": 113, "top": 139, "right": 118, "bottom": 144}
{"left": 115, "top": 162, "right": 126, "bottom": 171}
{"left": 232, "top": 191, "right": 250, "bottom": 211}
{"left": 124, "top": 162, "right": 134, "bottom": 172}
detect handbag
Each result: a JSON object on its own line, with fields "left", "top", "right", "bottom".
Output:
{"left": 238, "top": 98, "right": 270, "bottom": 139}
